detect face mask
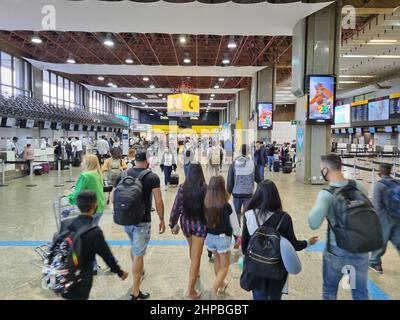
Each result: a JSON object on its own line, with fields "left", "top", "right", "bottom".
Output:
{"left": 321, "top": 168, "right": 329, "bottom": 182}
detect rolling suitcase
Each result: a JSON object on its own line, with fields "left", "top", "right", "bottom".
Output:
{"left": 273, "top": 161, "right": 280, "bottom": 173}
{"left": 169, "top": 173, "right": 179, "bottom": 186}
{"left": 72, "top": 158, "right": 81, "bottom": 167}
{"left": 42, "top": 163, "right": 50, "bottom": 174}
{"left": 34, "top": 166, "right": 43, "bottom": 175}
{"left": 282, "top": 165, "right": 292, "bottom": 174}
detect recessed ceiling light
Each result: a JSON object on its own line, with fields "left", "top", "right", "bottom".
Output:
{"left": 127, "top": 93, "right": 131, "bottom": 97}
{"left": 211, "top": 94, "right": 215, "bottom": 97}
{"left": 143, "top": 77, "right": 149, "bottom": 81}
{"left": 179, "top": 36, "right": 186, "bottom": 44}
{"left": 125, "top": 58, "right": 133, "bottom": 64}
{"left": 150, "top": 85, "right": 155, "bottom": 89}
{"left": 97, "top": 76, "right": 104, "bottom": 81}
{"left": 112, "top": 84, "right": 118, "bottom": 88}
{"left": 227, "top": 42, "right": 237, "bottom": 49}
{"left": 186, "top": 76, "right": 191, "bottom": 79}
{"left": 222, "top": 59, "right": 230, "bottom": 65}
{"left": 67, "top": 58, "right": 76, "bottom": 64}
{"left": 183, "top": 58, "right": 191, "bottom": 64}
{"left": 31, "top": 36, "right": 42, "bottom": 44}
{"left": 142, "top": 102, "right": 146, "bottom": 105}
{"left": 103, "top": 38, "right": 114, "bottom": 47}
{"left": 158, "top": 94, "right": 163, "bottom": 97}
{"left": 133, "top": 97, "right": 138, "bottom": 100}
{"left": 108, "top": 82, "right": 114, "bottom": 87}
{"left": 210, "top": 98, "right": 214, "bottom": 101}
{"left": 214, "top": 85, "right": 220, "bottom": 89}
{"left": 162, "top": 97, "right": 166, "bottom": 101}
{"left": 218, "top": 78, "right": 225, "bottom": 82}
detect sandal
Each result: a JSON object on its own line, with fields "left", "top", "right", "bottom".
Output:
{"left": 184, "top": 291, "right": 202, "bottom": 300}
{"left": 217, "top": 283, "right": 229, "bottom": 295}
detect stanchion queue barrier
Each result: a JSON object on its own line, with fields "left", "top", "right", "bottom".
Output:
{"left": 26, "top": 160, "right": 37, "bottom": 187}
{"left": 66, "top": 160, "right": 75, "bottom": 183}
{"left": 54, "top": 159, "right": 64, "bottom": 188}
{"left": 0, "top": 159, "right": 8, "bottom": 187}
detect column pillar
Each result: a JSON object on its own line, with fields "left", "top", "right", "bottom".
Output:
{"left": 293, "top": 2, "right": 340, "bottom": 185}
{"left": 31, "top": 67, "right": 43, "bottom": 100}
{"left": 256, "top": 66, "right": 275, "bottom": 142}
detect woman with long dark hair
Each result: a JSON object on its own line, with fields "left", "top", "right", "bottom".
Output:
{"left": 204, "top": 176, "right": 241, "bottom": 298}
{"left": 169, "top": 163, "right": 207, "bottom": 299}
{"left": 241, "top": 180, "right": 318, "bottom": 300}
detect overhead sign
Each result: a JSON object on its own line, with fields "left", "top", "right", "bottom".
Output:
{"left": 167, "top": 93, "right": 200, "bottom": 117}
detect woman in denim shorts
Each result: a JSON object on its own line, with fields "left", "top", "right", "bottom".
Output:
{"left": 204, "top": 175, "right": 241, "bottom": 298}
{"left": 169, "top": 163, "right": 207, "bottom": 300}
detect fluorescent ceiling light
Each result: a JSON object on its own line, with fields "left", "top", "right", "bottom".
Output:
{"left": 227, "top": 42, "right": 237, "bottom": 49}
{"left": 211, "top": 94, "right": 215, "bottom": 97}
{"left": 143, "top": 77, "right": 149, "bottom": 81}
{"left": 342, "top": 54, "right": 400, "bottom": 59}
{"left": 67, "top": 58, "right": 76, "bottom": 64}
{"left": 183, "top": 58, "right": 191, "bottom": 64}
{"left": 97, "top": 76, "right": 104, "bottom": 81}
{"left": 368, "top": 39, "right": 397, "bottom": 44}
{"left": 125, "top": 58, "right": 134, "bottom": 64}
{"left": 103, "top": 39, "right": 114, "bottom": 47}
{"left": 218, "top": 78, "right": 225, "bottom": 82}
{"left": 222, "top": 59, "right": 230, "bottom": 65}
{"left": 31, "top": 36, "right": 42, "bottom": 44}
{"left": 339, "top": 80, "right": 360, "bottom": 84}
{"left": 339, "top": 75, "right": 375, "bottom": 78}
{"left": 214, "top": 85, "right": 220, "bottom": 89}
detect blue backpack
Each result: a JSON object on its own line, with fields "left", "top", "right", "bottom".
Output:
{"left": 379, "top": 178, "right": 400, "bottom": 217}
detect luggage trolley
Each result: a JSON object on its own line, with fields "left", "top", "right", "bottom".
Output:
{"left": 34, "top": 196, "right": 80, "bottom": 261}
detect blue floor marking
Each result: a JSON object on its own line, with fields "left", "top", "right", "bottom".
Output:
{"left": 0, "top": 239, "right": 392, "bottom": 300}
{"left": 0, "top": 239, "right": 188, "bottom": 247}
{"left": 306, "top": 241, "right": 391, "bottom": 300}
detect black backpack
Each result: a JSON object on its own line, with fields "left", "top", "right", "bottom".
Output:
{"left": 42, "top": 223, "right": 97, "bottom": 294}
{"left": 243, "top": 211, "right": 287, "bottom": 280}
{"left": 65, "top": 142, "right": 72, "bottom": 152}
{"left": 113, "top": 169, "right": 151, "bottom": 226}
{"left": 325, "top": 180, "right": 383, "bottom": 253}
{"left": 379, "top": 178, "right": 400, "bottom": 217}
{"left": 185, "top": 149, "right": 191, "bottom": 157}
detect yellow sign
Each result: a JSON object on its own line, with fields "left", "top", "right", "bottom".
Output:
{"left": 390, "top": 93, "right": 400, "bottom": 99}
{"left": 167, "top": 94, "right": 200, "bottom": 117}
{"left": 351, "top": 100, "right": 368, "bottom": 107}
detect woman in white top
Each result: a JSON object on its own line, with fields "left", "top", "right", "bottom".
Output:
{"left": 160, "top": 147, "right": 177, "bottom": 190}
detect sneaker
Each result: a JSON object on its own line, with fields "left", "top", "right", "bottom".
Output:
{"left": 130, "top": 291, "right": 150, "bottom": 300}
{"left": 369, "top": 264, "right": 383, "bottom": 274}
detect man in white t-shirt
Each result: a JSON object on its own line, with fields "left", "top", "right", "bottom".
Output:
{"left": 73, "top": 137, "right": 83, "bottom": 160}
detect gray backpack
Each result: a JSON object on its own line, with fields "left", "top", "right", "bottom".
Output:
{"left": 232, "top": 157, "right": 255, "bottom": 195}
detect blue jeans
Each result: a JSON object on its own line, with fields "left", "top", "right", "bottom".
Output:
{"left": 370, "top": 214, "right": 400, "bottom": 265}
{"left": 267, "top": 156, "right": 275, "bottom": 171}
{"left": 183, "top": 164, "right": 190, "bottom": 177}
{"left": 124, "top": 223, "right": 151, "bottom": 257}
{"left": 233, "top": 197, "right": 251, "bottom": 227}
{"left": 258, "top": 165, "right": 265, "bottom": 181}
{"left": 323, "top": 245, "right": 369, "bottom": 300}
{"left": 163, "top": 165, "right": 172, "bottom": 185}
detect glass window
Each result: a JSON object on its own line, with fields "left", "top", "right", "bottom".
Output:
{"left": 50, "top": 72, "right": 57, "bottom": 104}
{"left": 64, "top": 79, "right": 70, "bottom": 108}
{"left": 1, "top": 51, "right": 13, "bottom": 94}
{"left": 57, "top": 75, "right": 64, "bottom": 105}
{"left": 43, "top": 71, "right": 50, "bottom": 101}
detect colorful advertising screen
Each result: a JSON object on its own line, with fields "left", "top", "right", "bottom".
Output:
{"left": 368, "top": 98, "right": 389, "bottom": 121}
{"left": 334, "top": 104, "right": 350, "bottom": 125}
{"left": 307, "top": 75, "right": 335, "bottom": 123}
{"left": 389, "top": 93, "right": 400, "bottom": 118}
{"left": 257, "top": 102, "right": 273, "bottom": 130}
{"left": 116, "top": 115, "right": 130, "bottom": 126}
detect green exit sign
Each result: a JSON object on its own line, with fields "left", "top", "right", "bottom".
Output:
{"left": 291, "top": 120, "right": 300, "bottom": 125}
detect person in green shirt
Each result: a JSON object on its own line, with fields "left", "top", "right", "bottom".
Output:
{"left": 67, "top": 154, "right": 105, "bottom": 225}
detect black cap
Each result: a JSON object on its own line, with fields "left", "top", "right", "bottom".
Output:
{"left": 135, "top": 150, "right": 147, "bottom": 162}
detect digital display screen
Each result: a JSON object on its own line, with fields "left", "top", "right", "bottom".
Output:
{"left": 26, "top": 119, "right": 35, "bottom": 128}
{"left": 368, "top": 98, "right": 390, "bottom": 121}
{"left": 43, "top": 121, "right": 51, "bottom": 129}
{"left": 6, "top": 117, "right": 16, "bottom": 127}
{"left": 307, "top": 75, "right": 335, "bottom": 123}
{"left": 78, "top": 124, "right": 83, "bottom": 131}
{"left": 334, "top": 129, "right": 340, "bottom": 134}
{"left": 257, "top": 102, "right": 273, "bottom": 130}
{"left": 351, "top": 102, "right": 368, "bottom": 123}
{"left": 369, "top": 127, "right": 376, "bottom": 134}
{"left": 334, "top": 104, "right": 350, "bottom": 125}
{"left": 56, "top": 122, "right": 62, "bottom": 130}
{"left": 384, "top": 126, "right": 393, "bottom": 133}
{"left": 390, "top": 97, "right": 400, "bottom": 118}
{"left": 356, "top": 128, "right": 362, "bottom": 134}
{"left": 341, "top": 129, "right": 347, "bottom": 134}
{"left": 348, "top": 128, "right": 354, "bottom": 134}
{"left": 69, "top": 123, "right": 75, "bottom": 131}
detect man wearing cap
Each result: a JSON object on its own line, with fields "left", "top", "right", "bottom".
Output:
{"left": 114, "top": 149, "right": 165, "bottom": 300}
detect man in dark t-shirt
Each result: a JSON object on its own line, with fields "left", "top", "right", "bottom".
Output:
{"left": 114, "top": 150, "right": 165, "bottom": 300}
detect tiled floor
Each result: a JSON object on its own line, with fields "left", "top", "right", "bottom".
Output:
{"left": 0, "top": 161, "right": 398, "bottom": 300}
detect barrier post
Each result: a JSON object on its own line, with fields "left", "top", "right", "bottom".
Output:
{"left": 65, "top": 160, "right": 75, "bottom": 183}
{"left": 0, "top": 159, "right": 8, "bottom": 187}
{"left": 26, "top": 160, "right": 37, "bottom": 187}
{"left": 54, "top": 159, "right": 64, "bottom": 188}
{"left": 393, "top": 156, "right": 397, "bottom": 179}
{"left": 353, "top": 157, "right": 357, "bottom": 178}
{"left": 371, "top": 165, "right": 376, "bottom": 191}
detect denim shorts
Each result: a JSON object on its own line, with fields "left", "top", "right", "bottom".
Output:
{"left": 124, "top": 222, "right": 151, "bottom": 257}
{"left": 205, "top": 234, "right": 232, "bottom": 254}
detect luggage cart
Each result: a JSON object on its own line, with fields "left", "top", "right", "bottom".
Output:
{"left": 34, "top": 196, "right": 80, "bottom": 261}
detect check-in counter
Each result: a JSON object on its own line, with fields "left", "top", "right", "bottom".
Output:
{"left": 33, "top": 148, "right": 55, "bottom": 163}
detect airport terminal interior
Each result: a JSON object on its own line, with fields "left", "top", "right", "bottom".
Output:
{"left": 1, "top": 0, "right": 400, "bottom": 301}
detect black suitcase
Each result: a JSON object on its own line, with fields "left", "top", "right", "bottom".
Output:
{"left": 72, "top": 158, "right": 81, "bottom": 167}
{"left": 273, "top": 161, "right": 280, "bottom": 172}
{"left": 282, "top": 166, "right": 292, "bottom": 174}
{"left": 170, "top": 173, "right": 179, "bottom": 185}
{"left": 34, "top": 167, "right": 43, "bottom": 175}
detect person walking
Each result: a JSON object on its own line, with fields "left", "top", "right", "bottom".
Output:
{"left": 204, "top": 175, "right": 241, "bottom": 298}
{"left": 169, "top": 163, "right": 207, "bottom": 300}
{"left": 308, "top": 154, "right": 380, "bottom": 300}
{"left": 227, "top": 144, "right": 262, "bottom": 226}
{"left": 254, "top": 141, "right": 267, "bottom": 181}
{"left": 266, "top": 141, "right": 276, "bottom": 172}
{"left": 73, "top": 137, "right": 83, "bottom": 161}
{"left": 160, "top": 146, "right": 177, "bottom": 191}
{"left": 23, "top": 144, "right": 35, "bottom": 175}
{"left": 102, "top": 147, "right": 127, "bottom": 187}
{"left": 208, "top": 142, "right": 223, "bottom": 177}
{"left": 183, "top": 141, "right": 195, "bottom": 178}
{"left": 125, "top": 148, "right": 136, "bottom": 169}
{"left": 97, "top": 135, "right": 110, "bottom": 165}
{"left": 369, "top": 163, "right": 400, "bottom": 274}
{"left": 241, "top": 180, "right": 318, "bottom": 300}
{"left": 114, "top": 150, "right": 166, "bottom": 300}
{"left": 65, "top": 137, "right": 73, "bottom": 164}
